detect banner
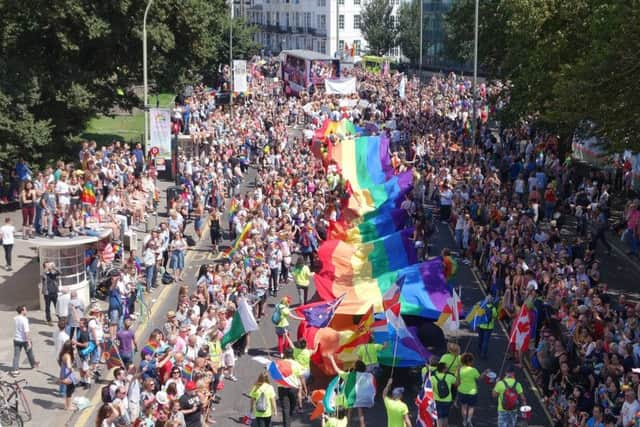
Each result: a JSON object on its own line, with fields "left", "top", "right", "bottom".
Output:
{"left": 325, "top": 77, "right": 357, "bottom": 95}
{"left": 149, "top": 108, "right": 172, "bottom": 159}
{"left": 233, "top": 60, "right": 248, "bottom": 93}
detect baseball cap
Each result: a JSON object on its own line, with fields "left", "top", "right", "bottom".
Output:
{"left": 392, "top": 387, "right": 404, "bottom": 397}
{"left": 185, "top": 381, "right": 197, "bottom": 392}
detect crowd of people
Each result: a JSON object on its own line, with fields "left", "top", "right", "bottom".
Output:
{"left": 6, "top": 52, "right": 636, "bottom": 427}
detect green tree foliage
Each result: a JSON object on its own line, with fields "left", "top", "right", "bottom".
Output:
{"left": 0, "top": 0, "right": 256, "bottom": 167}
{"left": 445, "top": 0, "right": 640, "bottom": 152}
{"left": 360, "top": 0, "right": 398, "bottom": 56}
{"left": 397, "top": 0, "right": 422, "bottom": 65}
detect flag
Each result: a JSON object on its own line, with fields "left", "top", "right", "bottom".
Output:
{"left": 223, "top": 221, "right": 252, "bottom": 257}
{"left": 182, "top": 363, "right": 193, "bottom": 381}
{"left": 435, "top": 289, "right": 461, "bottom": 333}
{"left": 323, "top": 375, "right": 344, "bottom": 413}
{"left": 382, "top": 276, "right": 404, "bottom": 311}
{"left": 142, "top": 340, "right": 161, "bottom": 356}
{"left": 415, "top": 375, "right": 437, "bottom": 427}
{"left": 268, "top": 359, "right": 301, "bottom": 389}
{"left": 399, "top": 75, "right": 407, "bottom": 100}
{"left": 221, "top": 297, "right": 259, "bottom": 347}
{"left": 509, "top": 305, "right": 531, "bottom": 353}
{"left": 385, "top": 303, "right": 431, "bottom": 364}
{"left": 343, "top": 371, "right": 376, "bottom": 408}
{"left": 465, "top": 299, "right": 490, "bottom": 331}
{"left": 101, "top": 341, "right": 124, "bottom": 369}
{"left": 228, "top": 198, "right": 240, "bottom": 218}
{"left": 294, "top": 294, "right": 346, "bottom": 328}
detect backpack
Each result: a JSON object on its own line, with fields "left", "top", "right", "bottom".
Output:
{"left": 300, "top": 232, "right": 310, "bottom": 248}
{"left": 255, "top": 390, "right": 268, "bottom": 412}
{"left": 500, "top": 379, "right": 519, "bottom": 411}
{"left": 271, "top": 304, "right": 282, "bottom": 325}
{"left": 434, "top": 374, "right": 450, "bottom": 399}
{"left": 161, "top": 271, "right": 174, "bottom": 284}
{"left": 101, "top": 383, "right": 114, "bottom": 403}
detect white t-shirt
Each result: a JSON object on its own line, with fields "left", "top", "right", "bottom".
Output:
{"left": 621, "top": 399, "right": 640, "bottom": 426}
{"left": 14, "top": 315, "right": 29, "bottom": 342}
{"left": 88, "top": 318, "right": 104, "bottom": 343}
{"left": 55, "top": 329, "right": 70, "bottom": 357}
{"left": 1, "top": 224, "right": 15, "bottom": 245}
{"left": 440, "top": 189, "right": 453, "bottom": 206}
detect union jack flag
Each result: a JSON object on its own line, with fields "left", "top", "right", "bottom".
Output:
{"left": 415, "top": 375, "right": 437, "bottom": 427}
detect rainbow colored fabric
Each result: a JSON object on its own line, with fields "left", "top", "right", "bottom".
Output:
{"left": 327, "top": 208, "right": 408, "bottom": 243}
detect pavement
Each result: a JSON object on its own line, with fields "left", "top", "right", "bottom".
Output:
{"left": 0, "top": 179, "right": 175, "bottom": 427}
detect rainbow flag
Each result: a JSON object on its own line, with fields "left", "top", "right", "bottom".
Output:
{"left": 314, "top": 118, "right": 362, "bottom": 144}
{"left": 142, "top": 340, "right": 161, "bottom": 356}
{"left": 327, "top": 135, "right": 395, "bottom": 186}
{"left": 443, "top": 255, "right": 458, "bottom": 284}
{"left": 228, "top": 198, "right": 240, "bottom": 218}
{"left": 316, "top": 228, "right": 418, "bottom": 289}
{"left": 327, "top": 208, "right": 408, "bottom": 243}
{"left": 81, "top": 182, "right": 96, "bottom": 205}
{"left": 315, "top": 257, "right": 451, "bottom": 318}
{"left": 182, "top": 363, "right": 193, "bottom": 381}
{"left": 223, "top": 221, "right": 252, "bottom": 257}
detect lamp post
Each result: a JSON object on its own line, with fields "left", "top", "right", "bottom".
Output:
{"left": 418, "top": 0, "right": 423, "bottom": 77}
{"left": 336, "top": 0, "right": 340, "bottom": 58}
{"left": 230, "top": 1, "right": 234, "bottom": 119}
{"left": 470, "top": 0, "right": 478, "bottom": 148}
{"left": 143, "top": 0, "right": 154, "bottom": 149}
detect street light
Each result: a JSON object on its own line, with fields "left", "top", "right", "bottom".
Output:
{"left": 418, "top": 0, "right": 423, "bottom": 76}
{"left": 143, "top": 0, "right": 154, "bottom": 149}
{"left": 229, "top": 1, "right": 234, "bottom": 119}
{"left": 470, "top": 0, "right": 478, "bottom": 148}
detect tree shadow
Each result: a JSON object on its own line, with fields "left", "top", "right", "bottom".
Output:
{"left": 32, "top": 397, "right": 65, "bottom": 411}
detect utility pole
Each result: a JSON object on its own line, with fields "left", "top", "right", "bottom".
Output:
{"left": 470, "top": 0, "right": 478, "bottom": 148}
{"left": 230, "top": 1, "right": 234, "bottom": 119}
{"left": 336, "top": 0, "right": 340, "bottom": 58}
{"left": 418, "top": 0, "right": 423, "bottom": 78}
{"left": 143, "top": 0, "right": 154, "bottom": 149}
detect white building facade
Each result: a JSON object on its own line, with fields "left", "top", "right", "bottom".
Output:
{"left": 241, "top": 0, "right": 403, "bottom": 59}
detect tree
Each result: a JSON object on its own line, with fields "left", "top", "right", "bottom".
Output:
{"left": 397, "top": 0, "right": 422, "bottom": 65}
{"left": 0, "top": 0, "right": 257, "bottom": 168}
{"left": 360, "top": 0, "right": 398, "bottom": 56}
{"left": 445, "top": 0, "right": 640, "bottom": 152}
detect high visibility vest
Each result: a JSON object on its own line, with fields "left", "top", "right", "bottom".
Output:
{"left": 209, "top": 340, "right": 222, "bottom": 368}
{"left": 478, "top": 304, "right": 497, "bottom": 330}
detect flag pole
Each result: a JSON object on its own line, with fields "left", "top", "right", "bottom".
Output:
{"left": 390, "top": 333, "right": 400, "bottom": 379}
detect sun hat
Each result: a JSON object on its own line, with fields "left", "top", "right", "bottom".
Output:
{"left": 155, "top": 391, "right": 169, "bottom": 405}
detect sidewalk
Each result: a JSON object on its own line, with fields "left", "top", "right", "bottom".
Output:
{"left": 0, "top": 180, "right": 173, "bottom": 426}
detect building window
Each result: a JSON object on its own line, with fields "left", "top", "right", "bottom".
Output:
{"left": 338, "top": 39, "right": 344, "bottom": 51}
{"left": 266, "top": 11, "right": 271, "bottom": 25}
{"left": 338, "top": 14, "right": 344, "bottom": 29}
{"left": 318, "top": 15, "right": 326, "bottom": 30}
{"left": 320, "top": 39, "right": 326, "bottom": 54}
{"left": 338, "top": 0, "right": 344, "bottom": 4}
{"left": 275, "top": 12, "right": 280, "bottom": 26}
{"left": 353, "top": 14, "right": 361, "bottom": 29}
{"left": 318, "top": 0, "right": 326, "bottom": 6}
{"left": 354, "top": 0, "right": 360, "bottom": 4}
{"left": 285, "top": 12, "right": 290, "bottom": 26}
{"left": 354, "top": 39, "right": 361, "bottom": 55}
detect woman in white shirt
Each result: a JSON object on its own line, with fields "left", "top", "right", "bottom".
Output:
{"left": 169, "top": 232, "right": 187, "bottom": 282}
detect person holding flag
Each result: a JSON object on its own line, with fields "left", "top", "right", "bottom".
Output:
{"left": 475, "top": 296, "right": 498, "bottom": 360}
{"left": 383, "top": 377, "right": 412, "bottom": 427}
{"left": 357, "top": 336, "right": 388, "bottom": 375}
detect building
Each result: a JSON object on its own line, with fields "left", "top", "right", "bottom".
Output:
{"left": 243, "top": 0, "right": 404, "bottom": 59}
{"left": 421, "top": 0, "right": 466, "bottom": 70}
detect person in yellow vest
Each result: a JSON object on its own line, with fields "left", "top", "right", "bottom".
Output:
{"left": 421, "top": 355, "right": 439, "bottom": 383}
{"left": 292, "top": 257, "right": 312, "bottom": 305}
{"left": 285, "top": 335, "right": 317, "bottom": 385}
{"left": 382, "top": 377, "right": 412, "bottom": 427}
{"left": 456, "top": 352, "right": 485, "bottom": 427}
{"left": 477, "top": 297, "right": 498, "bottom": 359}
{"left": 356, "top": 336, "right": 388, "bottom": 375}
{"left": 431, "top": 362, "right": 456, "bottom": 427}
{"left": 249, "top": 371, "right": 277, "bottom": 427}
{"left": 208, "top": 330, "right": 223, "bottom": 403}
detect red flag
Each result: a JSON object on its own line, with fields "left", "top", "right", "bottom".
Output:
{"left": 509, "top": 305, "right": 531, "bottom": 353}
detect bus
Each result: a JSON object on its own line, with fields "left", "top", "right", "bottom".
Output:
{"left": 281, "top": 49, "right": 340, "bottom": 96}
{"left": 360, "top": 55, "right": 399, "bottom": 73}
